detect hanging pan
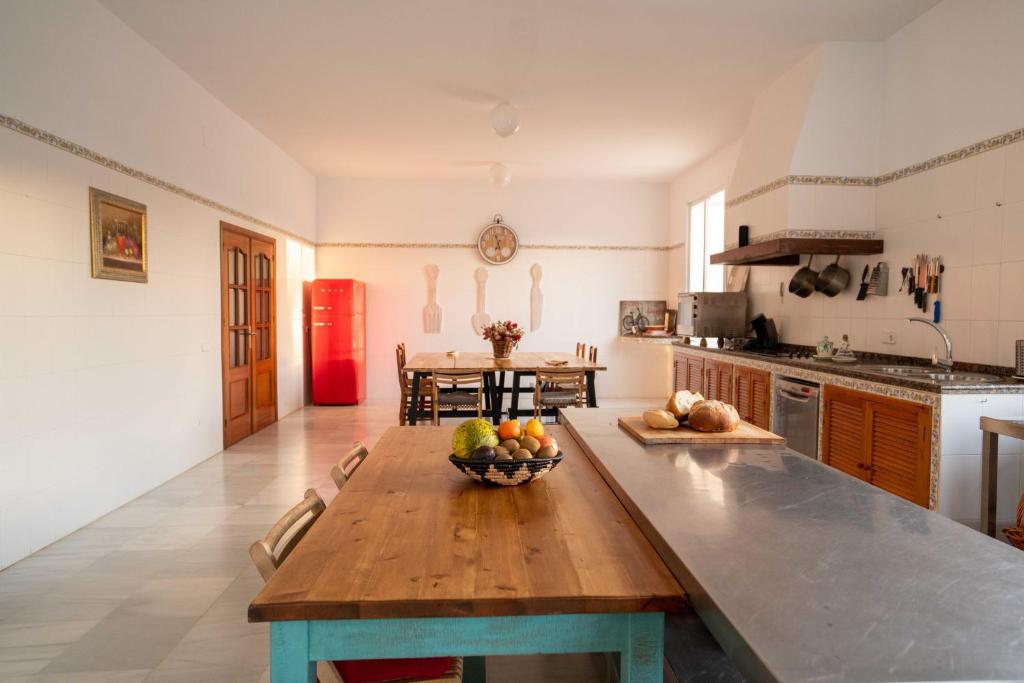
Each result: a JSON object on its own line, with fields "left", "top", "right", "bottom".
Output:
{"left": 787, "top": 255, "right": 818, "bottom": 298}
{"left": 814, "top": 256, "right": 850, "bottom": 297}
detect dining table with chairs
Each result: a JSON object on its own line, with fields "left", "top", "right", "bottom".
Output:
{"left": 399, "top": 348, "right": 606, "bottom": 425}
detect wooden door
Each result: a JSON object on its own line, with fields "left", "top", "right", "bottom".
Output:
{"left": 683, "top": 354, "right": 705, "bottom": 394}
{"left": 822, "top": 385, "right": 931, "bottom": 506}
{"left": 822, "top": 385, "right": 870, "bottom": 481}
{"left": 220, "top": 223, "right": 277, "bottom": 447}
{"left": 735, "top": 365, "right": 771, "bottom": 430}
{"left": 704, "top": 359, "right": 733, "bottom": 404}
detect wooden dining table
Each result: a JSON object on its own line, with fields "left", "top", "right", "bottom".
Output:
{"left": 403, "top": 351, "right": 607, "bottom": 425}
{"left": 249, "top": 425, "right": 685, "bottom": 682}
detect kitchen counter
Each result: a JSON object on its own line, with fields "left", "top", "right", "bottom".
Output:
{"left": 672, "top": 341, "right": 1024, "bottom": 394}
{"left": 560, "top": 405, "right": 1024, "bottom": 683}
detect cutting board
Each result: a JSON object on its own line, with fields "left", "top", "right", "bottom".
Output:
{"left": 618, "top": 416, "right": 785, "bottom": 445}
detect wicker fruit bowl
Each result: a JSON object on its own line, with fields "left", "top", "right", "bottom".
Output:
{"left": 448, "top": 453, "right": 563, "bottom": 487}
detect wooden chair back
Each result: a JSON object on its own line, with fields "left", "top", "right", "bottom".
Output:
{"left": 249, "top": 489, "right": 326, "bottom": 582}
{"left": 534, "top": 369, "right": 586, "bottom": 417}
{"left": 331, "top": 442, "right": 369, "bottom": 489}
{"left": 589, "top": 346, "right": 598, "bottom": 364}
{"left": 396, "top": 343, "right": 409, "bottom": 392}
{"left": 575, "top": 342, "right": 587, "bottom": 358}
{"left": 431, "top": 370, "right": 484, "bottom": 425}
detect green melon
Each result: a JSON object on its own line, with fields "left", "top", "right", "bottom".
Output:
{"left": 452, "top": 418, "right": 499, "bottom": 459}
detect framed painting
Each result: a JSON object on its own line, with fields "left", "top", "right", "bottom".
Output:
{"left": 89, "top": 187, "right": 147, "bottom": 283}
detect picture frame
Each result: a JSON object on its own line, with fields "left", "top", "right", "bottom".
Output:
{"left": 89, "top": 187, "right": 148, "bottom": 283}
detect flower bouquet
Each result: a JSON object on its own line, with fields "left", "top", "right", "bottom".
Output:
{"left": 482, "top": 320, "right": 523, "bottom": 359}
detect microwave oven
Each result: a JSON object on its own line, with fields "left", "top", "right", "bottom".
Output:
{"left": 676, "top": 292, "right": 747, "bottom": 338}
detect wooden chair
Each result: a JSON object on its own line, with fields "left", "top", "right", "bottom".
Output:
{"left": 397, "top": 343, "right": 433, "bottom": 425}
{"left": 250, "top": 490, "right": 463, "bottom": 683}
{"left": 533, "top": 369, "right": 586, "bottom": 418}
{"left": 589, "top": 346, "right": 598, "bottom": 364}
{"left": 431, "top": 370, "right": 484, "bottom": 425}
{"left": 575, "top": 341, "right": 587, "bottom": 358}
{"left": 330, "top": 442, "right": 368, "bottom": 489}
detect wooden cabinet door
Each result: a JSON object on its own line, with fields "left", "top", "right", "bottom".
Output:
{"left": 673, "top": 352, "right": 704, "bottom": 395}
{"left": 822, "top": 386, "right": 870, "bottom": 481}
{"left": 822, "top": 385, "right": 931, "bottom": 507}
{"left": 672, "top": 353, "right": 685, "bottom": 392}
{"left": 735, "top": 365, "right": 771, "bottom": 430}
{"left": 704, "top": 360, "right": 733, "bottom": 404}
{"left": 865, "top": 398, "right": 931, "bottom": 507}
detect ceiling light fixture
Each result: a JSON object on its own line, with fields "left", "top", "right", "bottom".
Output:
{"left": 490, "top": 102, "right": 520, "bottom": 138}
{"left": 489, "top": 162, "right": 511, "bottom": 187}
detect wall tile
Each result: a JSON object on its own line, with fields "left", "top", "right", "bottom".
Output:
{"left": 999, "top": 260, "right": 1024, "bottom": 321}
{"left": 930, "top": 154, "right": 977, "bottom": 218}
{"left": 1002, "top": 201, "right": 1024, "bottom": 260}
{"left": 970, "top": 263, "right": 1000, "bottom": 320}
{"left": 1005, "top": 141, "right": 1024, "bottom": 205}
{"left": 995, "top": 321, "right": 1024, "bottom": 368}
{"left": 975, "top": 147, "right": 1006, "bottom": 208}
{"left": 968, "top": 320, "right": 998, "bottom": 365}
{"left": 939, "top": 265, "right": 971, "bottom": 320}
{"left": 931, "top": 213, "right": 973, "bottom": 268}
{"left": 971, "top": 206, "right": 1003, "bottom": 266}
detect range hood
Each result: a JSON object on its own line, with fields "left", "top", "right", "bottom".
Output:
{"left": 710, "top": 236, "right": 884, "bottom": 266}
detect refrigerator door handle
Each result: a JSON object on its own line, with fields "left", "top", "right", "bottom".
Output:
{"left": 312, "top": 306, "right": 333, "bottom": 311}
{"left": 312, "top": 322, "right": 333, "bottom": 327}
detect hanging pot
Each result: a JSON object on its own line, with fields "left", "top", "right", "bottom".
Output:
{"left": 814, "top": 256, "right": 850, "bottom": 297}
{"left": 787, "top": 256, "right": 818, "bottom": 298}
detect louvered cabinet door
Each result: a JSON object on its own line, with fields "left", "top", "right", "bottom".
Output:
{"left": 684, "top": 355, "right": 705, "bottom": 395}
{"left": 673, "top": 353, "right": 685, "bottom": 392}
{"left": 704, "top": 360, "right": 733, "bottom": 403}
{"left": 822, "top": 386, "right": 870, "bottom": 480}
{"left": 865, "top": 398, "right": 931, "bottom": 507}
{"left": 735, "top": 365, "right": 771, "bottom": 430}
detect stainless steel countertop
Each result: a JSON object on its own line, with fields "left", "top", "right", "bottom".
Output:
{"left": 560, "top": 405, "right": 1024, "bottom": 683}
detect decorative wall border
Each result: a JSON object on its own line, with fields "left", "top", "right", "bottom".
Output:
{"left": 726, "top": 125, "right": 1024, "bottom": 208}
{"left": 0, "top": 113, "right": 316, "bottom": 247}
{"left": 318, "top": 241, "right": 680, "bottom": 252}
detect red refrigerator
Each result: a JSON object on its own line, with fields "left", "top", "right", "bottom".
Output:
{"left": 311, "top": 279, "right": 366, "bottom": 405}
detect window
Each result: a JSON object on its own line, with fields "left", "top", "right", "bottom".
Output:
{"left": 687, "top": 190, "right": 725, "bottom": 292}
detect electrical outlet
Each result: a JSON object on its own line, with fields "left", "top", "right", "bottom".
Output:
{"left": 881, "top": 332, "right": 897, "bottom": 345}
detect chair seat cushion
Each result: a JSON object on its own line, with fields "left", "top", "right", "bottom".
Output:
{"left": 333, "top": 657, "right": 456, "bottom": 683}
{"left": 437, "top": 391, "right": 479, "bottom": 406}
{"left": 539, "top": 391, "right": 578, "bottom": 406}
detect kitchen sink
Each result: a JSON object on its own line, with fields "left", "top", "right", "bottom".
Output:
{"left": 858, "top": 365, "right": 1004, "bottom": 383}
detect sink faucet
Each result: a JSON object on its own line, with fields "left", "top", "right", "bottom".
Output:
{"left": 907, "top": 317, "right": 953, "bottom": 369}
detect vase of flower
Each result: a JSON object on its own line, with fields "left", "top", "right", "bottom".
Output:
{"left": 482, "top": 320, "right": 523, "bottom": 359}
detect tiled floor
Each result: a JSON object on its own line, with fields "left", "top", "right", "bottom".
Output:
{"left": 0, "top": 402, "right": 625, "bottom": 682}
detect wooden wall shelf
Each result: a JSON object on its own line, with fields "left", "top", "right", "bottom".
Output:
{"left": 710, "top": 238, "right": 885, "bottom": 266}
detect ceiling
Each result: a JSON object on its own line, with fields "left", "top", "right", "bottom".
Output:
{"left": 100, "top": 0, "right": 939, "bottom": 181}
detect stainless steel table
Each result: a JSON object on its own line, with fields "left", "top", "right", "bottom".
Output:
{"left": 561, "top": 405, "right": 1024, "bottom": 683}
{"left": 980, "top": 415, "right": 1024, "bottom": 536}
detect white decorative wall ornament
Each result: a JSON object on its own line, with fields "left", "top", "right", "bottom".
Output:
{"left": 471, "top": 268, "right": 492, "bottom": 334}
{"left": 423, "top": 264, "right": 442, "bottom": 333}
{"left": 530, "top": 263, "right": 543, "bottom": 332}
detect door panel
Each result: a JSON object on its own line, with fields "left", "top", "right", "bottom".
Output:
{"left": 822, "top": 386, "right": 869, "bottom": 480}
{"left": 221, "top": 223, "right": 277, "bottom": 447}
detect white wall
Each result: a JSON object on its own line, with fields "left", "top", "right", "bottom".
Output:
{"left": 316, "top": 177, "right": 672, "bottom": 400}
{"left": 0, "top": 1, "right": 316, "bottom": 569}
{"left": 880, "top": 0, "right": 1024, "bottom": 171}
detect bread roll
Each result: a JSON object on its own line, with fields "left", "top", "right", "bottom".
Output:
{"left": 642, "top": 409, "right": 679, "bottom": 429}
{"left": 665, "top": 390, "right": 703, "bottom": 419}
{"left": 686, "top": 400, "right": 740, "bottom": 432}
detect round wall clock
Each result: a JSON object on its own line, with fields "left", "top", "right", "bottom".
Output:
{"left": 477, "top": 214, "right": 519, "bottom": 265}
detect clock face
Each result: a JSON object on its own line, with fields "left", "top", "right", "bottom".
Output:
{"left": 478, "top": 222, "right": 519, "bottom": 265}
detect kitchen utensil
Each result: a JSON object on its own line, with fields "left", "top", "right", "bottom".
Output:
{"left": 471, "top": 267, "right": 491, "bottom": 334}
{"left": 788, "top": 256, "right": 818, "bottom": 298}
{"left": 529, "top": 263, "right": 543, "bottom": 332}
{"left": 933, "top": 260, "right": 944, "bottom": 323}
{"left": 856, "top": 264, "right": 871, "bottom": 300}
{"left": 422, "top": 264, "right": 442, "bottom": 333}
{"left": 899, "top": 268, "right": 909, "bottom": 293}
{"left": 617, "top": 416, "right": 784, "bottom": 445}
{"left": 867, "top": 262, "right": 889, "bottom": 296}
{"left": 814, "top": 256, "right": 850, "bottom": 297}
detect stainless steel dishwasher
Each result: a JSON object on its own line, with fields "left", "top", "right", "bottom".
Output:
{"left": 773, "top": 376, "right": 820, "bottom": 458}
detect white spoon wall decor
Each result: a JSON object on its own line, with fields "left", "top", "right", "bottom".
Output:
{"left": 423, "top": 264, "right": 442, "bottom": 333}
{"left": 530, "top": 263, "right": 543, "bottom": 331}
{"left": 471, "top": 267, "right": 491, "bottom": 334}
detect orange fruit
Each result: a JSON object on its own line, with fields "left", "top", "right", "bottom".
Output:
{"left": 497, "top": 419, "right": 522, "bottom": 441}
{"left": 525, "top": 418, "right": 544, "bottom": 439}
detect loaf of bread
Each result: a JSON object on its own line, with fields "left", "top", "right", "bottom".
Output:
{"left": 686, "top": 400, "right": 740, "bottom": 432}
{"left": 665, "top": 390, "right": 704, "bottom": 420}
{"left": 642, "top": 409, "right": 679, "bottom": 429}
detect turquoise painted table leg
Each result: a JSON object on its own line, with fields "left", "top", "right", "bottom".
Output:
{"left": 270, "top": 612, "right": 664, "bottom": 683}
{"left": 621, "top": 612, "right": 664, "bottom": 682}
{"left": 271, "top": 621, "right": 315, "bottom": 683}
{"left": 463, "top": 655, "right": 486, "bottom": 682}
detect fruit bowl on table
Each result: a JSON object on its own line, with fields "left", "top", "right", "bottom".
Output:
{"left": 448, "top": 452, "right": 563, "bottom": 486}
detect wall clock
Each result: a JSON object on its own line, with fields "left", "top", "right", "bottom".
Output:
{"left": 477, "top": 214, "right": 519, "bottom": 265}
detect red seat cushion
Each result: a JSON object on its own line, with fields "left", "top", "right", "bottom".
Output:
{"left": 331, "top": 657, "right": 456, "bottom": 683}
